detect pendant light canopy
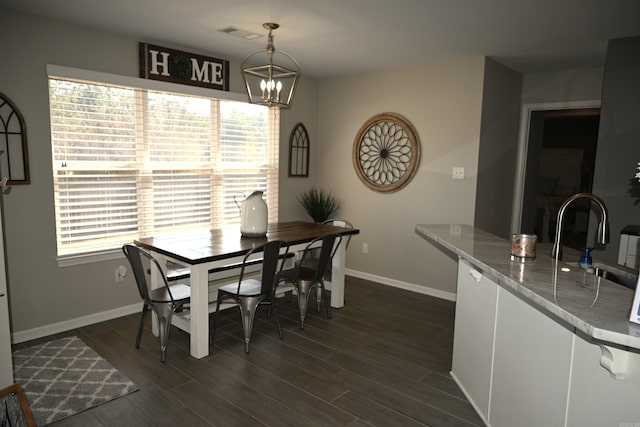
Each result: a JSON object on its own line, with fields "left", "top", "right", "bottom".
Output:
{"left": 241, "top": 23, "right": 300, "bottom": 109}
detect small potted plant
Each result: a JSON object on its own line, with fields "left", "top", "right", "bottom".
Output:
{"left": 297, "top": 187, "right": 340, "bottom": 223}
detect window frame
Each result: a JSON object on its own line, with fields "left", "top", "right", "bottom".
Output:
{"left": 47, "top": 65, "right": 279, "bottom": 266}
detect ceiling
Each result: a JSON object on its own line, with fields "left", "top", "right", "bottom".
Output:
{"left": 2, "top": 0, "right": 640, "bottom": 78}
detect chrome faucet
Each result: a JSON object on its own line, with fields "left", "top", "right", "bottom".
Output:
{"left": 551, "top": 193, "right": 610, "bottom": 261}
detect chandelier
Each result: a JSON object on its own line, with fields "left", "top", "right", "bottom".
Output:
{"left": 241, "top": 23, "right": 300, "bottom": 108}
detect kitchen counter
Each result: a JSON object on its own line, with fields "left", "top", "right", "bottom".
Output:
{"left": 416, "top": 224, "right": 640, "bottom": 426}
{"left": 415, "top": 224, "right": 640, "bottom": 350}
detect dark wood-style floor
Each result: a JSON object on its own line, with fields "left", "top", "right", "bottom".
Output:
{"left": 13, "top": 276, "right": 483, "bottom": 426}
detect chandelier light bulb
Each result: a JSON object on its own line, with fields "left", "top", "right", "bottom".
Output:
{"left": 260, "top": 79, "right": 267, "bottom": 98}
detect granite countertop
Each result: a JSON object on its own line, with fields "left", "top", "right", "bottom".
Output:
{"left": 415, "top": 224, "right": 640, "bottom": 350}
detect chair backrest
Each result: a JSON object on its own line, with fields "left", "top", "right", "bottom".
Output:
{"left": 323, "top": 219, "right": 353, "bottom": 250}
{"left": 237, "top": 240, "right": 289, "bottom": 295}
{"left": 122, "top": 244, "right": 174, "bottom": 303}
{"left": 300, "top": 233, "right": 342, "bottom": 283}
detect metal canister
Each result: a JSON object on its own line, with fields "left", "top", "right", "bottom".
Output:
{"left": 511, "top": 233, "right": 537, "bottom": 259}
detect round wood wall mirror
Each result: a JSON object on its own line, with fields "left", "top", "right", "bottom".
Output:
{"left": 352, "top": 112, "right": 420, "bottom": 193}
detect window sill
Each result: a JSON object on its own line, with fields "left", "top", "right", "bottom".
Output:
{"left": 57, "top": 249, "right": 123, "bottom": 267}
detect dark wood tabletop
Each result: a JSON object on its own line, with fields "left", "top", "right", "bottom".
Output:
{"left": 134, "top": 220, "right": 359, "bottom": 265}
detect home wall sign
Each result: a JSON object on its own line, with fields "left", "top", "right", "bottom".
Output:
{"left": 139, "top": 43, "right": 229, "bottom": 91}
{"left": 353, "top": 112, "right": 420, "bottom": 193}
{"left": 0, "top": 92, "right": 30, "bottom": 185}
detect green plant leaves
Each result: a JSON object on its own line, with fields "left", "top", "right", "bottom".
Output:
{"left": 297, "top": 187, "right": 340, "bottom": 223}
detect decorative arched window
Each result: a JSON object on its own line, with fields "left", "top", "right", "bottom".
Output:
{"left": 0, "top": 92, "right": 30, "bottom": 184}
{"left": 288, "top": 123, "right": 309, "bottom": 177}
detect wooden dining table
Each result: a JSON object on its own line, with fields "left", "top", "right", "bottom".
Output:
{"left": 134, "top": 220, "right": 360, "bottom": 359}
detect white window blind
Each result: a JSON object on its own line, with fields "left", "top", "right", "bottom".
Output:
{"left": 48, "top": 75, "right": 279, "bottom": 257}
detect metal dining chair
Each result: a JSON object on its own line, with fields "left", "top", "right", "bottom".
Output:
{"left": 296, "top": 220, "right": 352, "bottom": 310}
{"left": 299, "top": 219, "right": 353, "bottom": 276}
{"left": 122, "top": 244, "right": 191, "bottom": 363}
{"left": 277, "top": 233, "right": 342, "bottom": 329}
{"left": 211, "top": 240, "right": 290, "bottom": 354}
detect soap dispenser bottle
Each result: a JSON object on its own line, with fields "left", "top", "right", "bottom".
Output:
{"left": 579, "top": 247, "right": 593, "bottom": 269}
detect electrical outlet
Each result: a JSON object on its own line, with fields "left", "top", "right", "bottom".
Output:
{"left": 115, "top": 265, "right": 127, "bottom": 282}
{"left": 362, "top": 243, "right": 369, "bottom": 254}
{"left": 452, "top": 167, "right": 465, "bottom": 180}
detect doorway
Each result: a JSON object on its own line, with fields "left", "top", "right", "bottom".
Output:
{"left": 513, "top": 101, "right": 601, "bottom": 252}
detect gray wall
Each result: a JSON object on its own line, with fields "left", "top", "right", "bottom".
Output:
{"left": 3, "top": 7, "right": 486, "bottom": 337}
{"left": 316, "top": 57, "right": 486, "bottom": 299}
{"left": 0, "top": 9, "right": 317, "bottom": 338}
{"left": 0, "top": 7, "right": 615, "bottom": 340}
{"left": 515, "top": 67, "right": 605, "bottom": 250}
{"left": 474, "top": 58, "right": 523, "bottom": 239}
{"left": 522, "top": 67, "right": 604, "bottom": 104}
{"left": 519, "top": 41, "right": 640, "bottom": 265}
{"left": 592, "top": 36, "right": 640, "bottom": 262}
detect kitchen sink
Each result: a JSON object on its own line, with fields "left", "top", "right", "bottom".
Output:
{"left": 590, "top": 262, "right": 638, "bottom": 289}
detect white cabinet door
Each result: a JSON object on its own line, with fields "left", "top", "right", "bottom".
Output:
{"left": 566, "top": 333, "right": 640, "bottom": 426}
{"left": 0, "top": 205, "right": 13, "bottom": 388}
{"left": 489, "top": 287, "right": 573, "bottom": 427}
{"left": 451, "top": 260, "right": 498, "bottom": 422}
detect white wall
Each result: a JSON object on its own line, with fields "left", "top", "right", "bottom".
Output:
{"left": 316, "top": 57, "right": 486, "bottom": 297}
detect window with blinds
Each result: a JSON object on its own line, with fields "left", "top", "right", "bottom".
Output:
{"left": 48, "top": 76, "right": 279, "bottom": 257}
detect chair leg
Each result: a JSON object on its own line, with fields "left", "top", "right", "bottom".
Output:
{"left": 320, "top": 282, "right": 332, "bottom": 319}
{"left": 159, "top": 319, "right": 168, "bottom": 363}
{"left": 154, "top": 304, "right": 174, "bottom": 363}
{"left": 211, "top": 297, "right": 223, "bottom": 346}
{"left": 269, "top": 296, "right": 284, "bottom": 340}
{"left": 316, "top": 287, "right": 322, "bottom": 312}
{"left": 238, "top": 296, "right": 262, "bottom": 354}
{"left": 136, "top": 305, "right": 148, "bottom": 348}
{"left": 296, "top": 281, "right": 313, "bottom": 329}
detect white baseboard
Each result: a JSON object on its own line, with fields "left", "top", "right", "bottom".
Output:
{"left": 12, "top": 303, "right": 142, "bottom": 344}
{"left": 346, "top": 269, "right": 457, "bottom": 302}
{"left": 12, "top": 271, "right": 455, "bottom": 344}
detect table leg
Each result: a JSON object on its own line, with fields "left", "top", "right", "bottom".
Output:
{"left": 330, "top": 242, "right": 346, "bottom": 308}
{"left": 189, "top": 266, "right": 210, "bottom": 359}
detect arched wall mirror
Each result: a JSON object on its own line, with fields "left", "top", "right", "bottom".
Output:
{"left": 0, "top": 92, "right": 30, "bottom": 185}
{"left": 288, "top": 123, "right": 309, "bottom": 177}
